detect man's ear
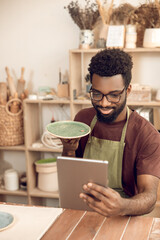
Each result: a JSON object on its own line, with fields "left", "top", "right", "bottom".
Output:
{"left": 126, "top": 84, "right": 132, "bottom": 97}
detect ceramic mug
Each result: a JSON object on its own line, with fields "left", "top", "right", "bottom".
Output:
{"left": 4, "top": 169, "right": 19, "bottom": 191}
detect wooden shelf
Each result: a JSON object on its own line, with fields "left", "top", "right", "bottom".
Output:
{"left": 127, "top": 101, "right": 160, "bottom": 107}
{"left": 0, "top": 145, "right": 26, "bottom": 151}
{"left": 28, "top": 146, "right": 62, "bottom": 153}
{"left": 0, "top": 188, "right": 27, "bottom": 196}
{"left": 70, "top": 48, "right": 160, "bottom": 53}
{"left": 24, "top": 98, "right": 70, "bottom": 104}
{"left": 73, "top": 99, "right": 91, "bottom": 105}
{"left": 27, "top": 140, "right": 62, "bottom": 153}
{"left": 73, "top": 99, "right": 160, "bottom": 107}
{"left": 30, "top": 188, "right": 59, "bottom": 198}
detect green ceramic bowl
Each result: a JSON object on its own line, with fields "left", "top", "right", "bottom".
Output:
{"left": 46, "top": 121, "right": 91, "bottom": 139}
{"left": 0, "top": 211, "right": 14, "bottom": 231}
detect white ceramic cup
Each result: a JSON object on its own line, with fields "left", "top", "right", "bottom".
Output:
{"left": 4, "top": 169, "right": 19, "bottom": 191}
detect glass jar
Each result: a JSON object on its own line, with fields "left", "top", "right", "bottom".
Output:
{"left": 125, "top": 25, "right": 137, "bottom": 48}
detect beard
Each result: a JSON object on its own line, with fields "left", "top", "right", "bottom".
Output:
{"left": 92, "top": 95, "right": 127, "bottom": 123}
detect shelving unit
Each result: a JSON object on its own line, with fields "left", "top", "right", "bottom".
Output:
{"left": 0, "top": 99, "right": 69, "bottom": 205}
{"left": 1, "top": 48, "right": 160, "bottom": 207}
{"left": 23, "top": 99, "right": 69, "bottom": 205}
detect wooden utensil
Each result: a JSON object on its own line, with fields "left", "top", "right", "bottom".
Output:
{"left": 0, "top": 82, "right": 7, "bottom": 104}
{"left": 17, "top": 67, "right": 25, "bottom": 97}
{"left": 5, "top": 67, "right": 16, "bottom": 97}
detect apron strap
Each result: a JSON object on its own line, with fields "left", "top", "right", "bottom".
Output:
{"left": 87, "top": 115, "right": 97, "bottom": 143}
{"left": 120, "top": 106, "right": 130, "bottom": 143}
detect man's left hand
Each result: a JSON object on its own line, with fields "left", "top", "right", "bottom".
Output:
{"left": 79, "top": 183, "right": 125, "bottom": 217}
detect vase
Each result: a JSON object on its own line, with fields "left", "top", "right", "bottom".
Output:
{"left": 143, "top": 28, "right": 160, "bottom": 48}
{"left": 79, "top": 30, "right": 94, "bottom": 49}
{"left": 125, "top": 25, "right": 137, "bottom": 48}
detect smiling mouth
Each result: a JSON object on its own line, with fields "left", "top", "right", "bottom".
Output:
{"left": 98, "top": 108, "right": 114, "bottom": 115}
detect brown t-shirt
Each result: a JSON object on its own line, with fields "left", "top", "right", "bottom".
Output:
{"left": 74, "top": 107, "right": 160, "bottom": 196}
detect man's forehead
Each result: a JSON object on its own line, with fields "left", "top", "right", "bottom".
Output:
{"left": 92, "top": 74, "right": 124, "bottom": 89}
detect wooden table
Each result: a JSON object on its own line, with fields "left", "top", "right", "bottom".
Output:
{"left": 42, "top": 209, "right": 160, "bottom": 240}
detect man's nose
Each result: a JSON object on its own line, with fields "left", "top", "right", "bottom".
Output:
{"left": 100, "top": 95, "right": 112, "bottom": 107}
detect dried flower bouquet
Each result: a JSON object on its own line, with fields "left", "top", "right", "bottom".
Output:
{"left": 65, "top": 0, "right": 100, "bottom": 30}
{"left": 128, "top": 1, "right": 160, "bottom": 46}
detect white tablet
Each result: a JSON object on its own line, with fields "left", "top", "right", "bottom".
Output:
{"left": 57, "top": 156, "right": 108, "bottom": 211}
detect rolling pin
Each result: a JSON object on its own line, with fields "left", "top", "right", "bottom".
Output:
{"left": 5, "top": 67, "right": 16, "bottom": 97}
{"left": 0, "top": 82, "right": 7, "bottom": 104}
{"left": 17, "top": 67, "right": 25, "bottom": 97}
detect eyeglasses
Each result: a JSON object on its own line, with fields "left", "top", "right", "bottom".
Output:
{"left": 89, "top": 87, "right": 125, "bottom": 103}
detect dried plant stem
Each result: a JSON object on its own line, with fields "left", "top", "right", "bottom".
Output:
{"left": 96, "top": 0, "right": 106, "bottom": 24}
{"left": 97, "top": 0, "right": 114, "bottom": 25}
{"left": 105, "top": 0, "right": 114, "bottom": 24}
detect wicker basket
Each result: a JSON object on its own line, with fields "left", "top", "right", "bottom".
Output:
{"left": 0, "top": 99, "right": 24, "bottom": 146}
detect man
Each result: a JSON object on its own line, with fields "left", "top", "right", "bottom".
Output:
{"left": 62, "top": 48, "right": 160, "bottom": 217}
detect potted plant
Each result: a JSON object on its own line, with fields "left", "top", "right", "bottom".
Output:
{"left": 109, "top": 3, "right": 137, "bottom": 48}
{"left": 35, "top": 158, "right": 58, "bottom": 192}
{"left": 95, "top": 0, "right": 114, "bottom": 47}
{"left": 65, "top": 0, "right": 99, "bottom": 49}
{"left": 128, "top": 1, "right": 160, "bottom": 47}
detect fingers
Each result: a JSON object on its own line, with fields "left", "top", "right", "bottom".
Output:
{"left": 83, "top": 183, "right": 112, "bottom": 198}
{"left": 79, "top": 192, "right": 108, "bottom": 216}
{"left": 80, "top": 183, "right": 125, "bottom": 217}
{"left": 83, "top": 184, "right": 106, "bottom": 201}
{"left": 60, "top": 138, "right": 80, "bottom": 147}
{"left": 60, "top": 138, "right": 80, "bottom": 153}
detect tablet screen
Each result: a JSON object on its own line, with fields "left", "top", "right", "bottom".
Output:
{"left": 57, "top": 156, "right": 108, "bottom": 211}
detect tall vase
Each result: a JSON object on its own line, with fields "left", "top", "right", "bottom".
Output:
{"left": 125, "top": 25, "right": 137, "bottom": 48}
{"left": 79, "top": 29, "right": 94, "bottom": 49}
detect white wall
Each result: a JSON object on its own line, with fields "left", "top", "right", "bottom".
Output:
{"left": 0, "top": 0, "right": 79, "bottom": 92}
{"left": 0, "top": 0, "right": 146, "bottom": 93}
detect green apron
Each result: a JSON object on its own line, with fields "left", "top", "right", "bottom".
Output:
{"left": 83, "top": 107, "right": 130, "bottom": 198}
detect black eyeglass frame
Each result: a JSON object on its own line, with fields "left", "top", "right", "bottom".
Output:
{"left": 89, "top": 87, "right": 126, "bottom": 103}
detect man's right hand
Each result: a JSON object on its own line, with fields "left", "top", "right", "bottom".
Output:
{"left": 60, "top": 138, "right": 80, "bottom": 156}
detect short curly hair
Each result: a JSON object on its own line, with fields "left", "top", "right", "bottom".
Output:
{"left": 88, "top": 48, "right": 133, "bottom": 88}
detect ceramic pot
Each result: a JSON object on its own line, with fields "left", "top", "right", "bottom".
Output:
{"left": 143, "top": 28, "right": 160, "bottom": 48}
{"left": 35, "top": 159, "right": 58, "bottom": 192}
{"left": 4, "top": 169, "right": 19, "bottom": 191}
{"left": 79, "top": 30, "right": 94, "bottom": 49}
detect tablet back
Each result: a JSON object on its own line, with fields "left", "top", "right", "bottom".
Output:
{"left": 57, "top": 156, "right": 108, "bottom": 211}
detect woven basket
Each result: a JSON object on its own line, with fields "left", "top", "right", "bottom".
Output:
{"left": 0, "top": 99, "right": 24, "bottom": 146}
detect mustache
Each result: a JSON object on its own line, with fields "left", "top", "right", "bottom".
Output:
{"left": 96, "top": 106, "right": 115, "bottom": 110}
